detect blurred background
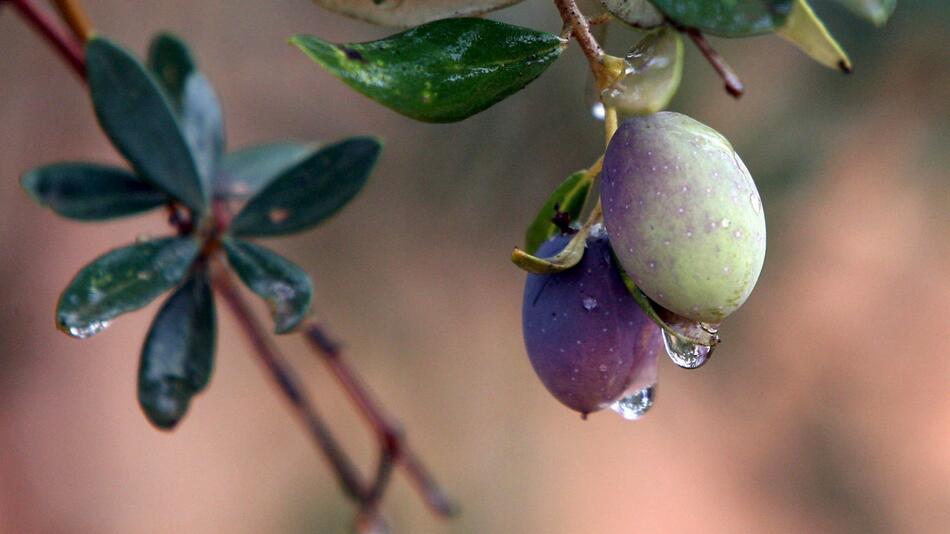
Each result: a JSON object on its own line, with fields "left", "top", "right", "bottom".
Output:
{"left": 0, "top": 0, "right": 947, "bottom": 532}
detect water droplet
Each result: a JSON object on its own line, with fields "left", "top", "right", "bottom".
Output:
{"left": 582, "top": 296, "right": 598, "bottom": 311}
{"left": 64, "top": 320, "right": 111, "bottom": 339}
{"left": 591, "top": 102, "right": 606, "bottom": 121}
{"left": 610, "top": 385, "right": 656, "bottom": 420}
{"left": 662, "top": 330, "right": 714, "bottom": 369}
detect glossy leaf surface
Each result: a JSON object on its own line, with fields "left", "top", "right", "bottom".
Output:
{"left": 86, "top": 37, "right": 206, "bottom": 212}
{"left": 147, "top": 32, "right": 196, "bottom": 109}
{"left": 291, "top": 19, "right": 564, "bottom": 123}
{"left": 223, "top": 238, "right": 313, "bottom": 334}
{"left": 648, "top": 0, "right": 794, "bottom": 36}
{"left": 229, "top": 137, "right": 380, "bottom": 237}
{"left": 217, "top": 142, "right": 317, "bottom": 199}
{"left": 21, "top": 162, "right": 167, "bottom": 220}
{"left": 311, "top": 0, "right": 525, "bottom": 28}
{"left": 138, "top": 269, "right": 216, "bottom": 429}
{"left": 56, "top": 237, "right": 200, "bottom": 338}
{"left": 524, "top": 170, "right": 592, "bottom": 255}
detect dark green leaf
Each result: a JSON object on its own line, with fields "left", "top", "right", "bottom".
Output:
{"left": 217, "top": 141, "right": 317, "bottom": 199}
{"left": 648, "top": 0, "right": 794, "bottom": 36}
{"left": 138, "top": 269, "right": 216, "bottom": 429}
{"left": 147, "top": 32, "right": 196, "bottom": 108}
{"left": 21, "top": 162, "right": 167, "bottom": 220}
{"left": 180, "top": 73, "right": 225, "bottom": 190}
{"left": 223, "top": 238, "right": 312, "bottom": 334}
{"left": 229, "top": 137, "right": 380, "bottom": 237}
{"left": 291, "top": 18, "right": 564, "bottom": 123}
{"left": 524, "top": 170, "right": 592, "bottom": 255}
{"left": 86, "top": 36, "right": 207, "bottom": 212}
{"left": 56, "top": 237, "right": 200, "bottom": 338}
{"left": 834, "top": 0, "right": 896, "bottom": 26}
{"left": 312, "top": 0, "right": 526, "bottom": 28}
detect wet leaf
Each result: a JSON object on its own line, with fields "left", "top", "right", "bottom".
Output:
{"left": 834, "top": 0, "right": 896, "bottom": 26}
{"left": 147, "top": 32, "right": 196, "bottom": 109}
{"left": 601, "top": 0, "right": 666, "bottom": 29}
{"left": 649, "top": 0, "right": 794, "bottom": 37}
{"left": 229, "top": 137, "right": 380, "bottom": 237}
{"left": 311, "top": 0, "right": 525, "bottom": 28}
{"left": 86, "top": 36, "right": 206, "bottom": 212}
{"left": 138, "top": 269, "right": 215, "bottom": 430}
{"left": 776, "top": 0, "right": 852, "bottom": 72}
{"left": 21, "top": 162, "right": 168, "bottom": 220}
{"left": 524, "top": 170, "right": 592, "bottom": 255}
{"left": 223, "top": 238, "right": 312, "bottom": 334}
{"left": 217, "top": 141, "right": 317, "bottom": 199}
{"left": 602, "top": 27, "right": 684, "bottom": 115}
{"left": 291, "top": 19, "right": 564, "bottom": 123}
{"left": 180, "top": 73, "right": 226, "bottom": 190}
{"left": 56, "top": 237, "right": 200, "bottom": 338}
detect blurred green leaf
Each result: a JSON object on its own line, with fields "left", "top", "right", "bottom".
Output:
{"left": 602, "top": 27, "right": 684, "bottom": 115}
{"left": 777, "top": 0, "right": 851, "bottom": 72}
{"left": 217, "top": 141, "right": 317, "bottom": 199}
{"left": 311, "top": 0, "right": 525, "bottom": 28}
{"left": 86, "top": 36, "right": 207, "bottom": 212}
{"left": 229, "top": 137, "right": 380, "bottom": 237}
{"left": 21, "top": 162, "right": 167, "bottom": 220}
{"left": 834, "top": 0, "right": 896, "bottom": 26}
{"left": 602, "top": 0, "right": 666, "bottom": 29}
{"left": 181, "top": 73, "right": 225, "bottom": 191}
{"left": 524, "top": 170, "right": 592, "bottom": 255}
{"left": 147, "top": 32, "right": 196, "bottom": 108}
{"left": 56, "top": 237, "right": 200, "bottom": 338}
{"left": 648, "top": 0, "right": 794, "bottom": 36}
{"left": 138, "top": 269, "right": 215, "bottom": 430}
{"left": 291, "top": 19, "right": 564, "bottom": 122}
{"left": 223, "top": 238, "right": 313, "bottom": 334}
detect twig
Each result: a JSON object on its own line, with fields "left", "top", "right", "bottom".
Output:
{"left": 7, "top": 0, "right": 85, "bottom": 79}
{"left": 684, "top": 28, "right": 744, "bottom": 98}
{"left": 553, "top": 0, "right": 605, "bottom": 82}
{"left": 51, "top": 0, "right": 93, "bottom": 42}
{"left": 304, "top": 323, "right": 459, "bottom": 518}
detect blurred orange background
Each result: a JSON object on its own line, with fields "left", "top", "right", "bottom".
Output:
{"left": 0, "top": 1, "right": 947, "bottom": 532}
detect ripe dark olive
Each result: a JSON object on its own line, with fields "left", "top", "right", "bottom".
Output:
{"left": 522, "top": 228, "right": 663, "bottom": 415}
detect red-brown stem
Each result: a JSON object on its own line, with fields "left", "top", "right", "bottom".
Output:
{"left": 304, "top": 323, "right": 458, "bottom": 517}
{"left": 553, "top": 0, "right": 605, "bottom": 82}
{"left": 684, "top": 28, "right": 744, "bottom": 98}
{"left": 6, "top": 0, "right": 85, "bottom": 80}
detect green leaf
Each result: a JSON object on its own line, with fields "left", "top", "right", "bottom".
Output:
{"left": 776, "top": 0, "right": 852, "bottom": 72}
{"left": 138, "top": 269, "right": 215, "bottom": 430}
{"left": 291, "top": 18, "right": 565, "bottom": 123}
{"left": 56, "top": 237, "right": 200, "bottom": 338}
{"left": 602, "top": 27, "right": 684, "bottom": 115}
{"left": 648, "top": 0, "right": 794, "bottom": 36}
{"left": 524, "top": 170, "right": 592, "bottom": 255}
{"left": 311, "top": 0, "right": 526, "bottom": 27}
{"left": 147, "top": 32, "right": 196, "bottom": 108}
{"left": 834, "top": 0, "right": 895, "bottom": 26}
{"left": 180, "top": 73, "right": 226, "bottom": 191}
{"left": 86, "top": 36, "right": 207, "bottom": 212}
{"left": 602, "top": 0, "right": 666, "bottom": 29}
{"left": 229, "top": 137, "right": 380, "bottom": 237}
{"left": 21, "top": 162, "right": 168, "bottom": 220}
{"left": 223, "top": 238, "right": 312, "bottom": 334}
{"left": 217, "top": 141, "right": 317, "bottom": 199}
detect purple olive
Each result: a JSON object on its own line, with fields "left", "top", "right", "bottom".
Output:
{"left": 522, "top": 229, "right": 663, "bottom": 415}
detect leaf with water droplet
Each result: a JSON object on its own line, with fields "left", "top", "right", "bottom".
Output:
{"left": 138, "top": 269, "right": 216, "bottom": 430}
{"left": 86, "top": 36, "right": 207, "bottom": 212}
{"left": 291, "top": 19, "right": 564, "bottom": 123}
{"left": 222, "top": 238, "right": 313, "bottom": 334}
{"left": 21, "top": 162, "right": 168, "bottom": 220}
{"left": 833, "top": 0, "right": 895, "bottom": 26}
{"left": 217, "top": 141, "right": 318, "bottom": 200}
{"left": 776, "top": 0, "right": 852, "bottom": 72}
{"left": 310, "top": 0, "right": 526, "bottom": 27}
{"left": 56, "top": 237, "right": 200, "bottom": 338}
{"left": 602, "top": 28, "right": 684, "bottom": 116}
{"left": 147, "top": 32, "right": 196, "bottom": 109}
{"left": 229, "top": 137, "right": 380, "bottom": 237}
{"left": 524, "top": 167, "right": 595, "bottom": 255}
{"left": 649, "top": 0, "right": 794, "bottom": 37}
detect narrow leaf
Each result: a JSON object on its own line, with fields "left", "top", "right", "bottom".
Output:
{"left": 777, "top": 0, "right": 852, "bottom": 72}
{"left": 601, "top": 0, "right": 666, "bottom": 29}
{"left": 217, "top": 142, "right": 317, "bottom": 199}
{"left": 21, "top": 162, "right": 167, "bottom": 220}
{"left": 524, "top": 170, "right": 592, "bottom": 255}
{"left": 602, "top": 27, "right": 684, "bottom": 115}
{"left": 138, "top": 269, "right": 216, "bottom": 430}
{"left": 291, "top": 19, "right": 564, "bottom": 123}
{"left": 648, "top": 0, "right": 794, "bottom": 37}
{"left": 311, "top": 0, "right": 525, "bottom": 28}
{"left": 834, "top": 0, "right": 896, "bottom": 26}
{"left": 56, "top": 237, "right": 200, "bottom": 338}
{"left": 180, "top": 73, "right": 226, "bottom": 190}
{"left": 229, "top": 137, "right": 380, "bottom": 237}
{"left": 86, "top": 37, "right": 206, "bottom": 212}
{"left": 223, "top": 238, "right": 313, "bottom": 334}
{"left": 147, "top": 32, "right": 196, "bottom": 108}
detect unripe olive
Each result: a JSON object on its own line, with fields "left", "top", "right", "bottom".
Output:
{"left": 601, "top": 112, "right": 766, "bottom": 323}
{"left": 522, "top": 229, "right": 663, "bottom": 415}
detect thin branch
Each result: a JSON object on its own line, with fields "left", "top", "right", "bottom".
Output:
{"left": 303, "top": 323, "right": 459, "bottom": 518}
{"left": 684, "top": 28, "right": 745, "bottom": 98}
{"left": 553, "top": 0, "right": 605, "bottom": 82}
{"left": 51, "top": 0, "right": 93, "bottom": 42}
{"left": 7, "top": 0, "right": 85, "bottom": 79}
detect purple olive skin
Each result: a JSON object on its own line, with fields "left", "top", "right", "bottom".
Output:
{"left": 522, "top": 231, "right": 663, "bottom": 415}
